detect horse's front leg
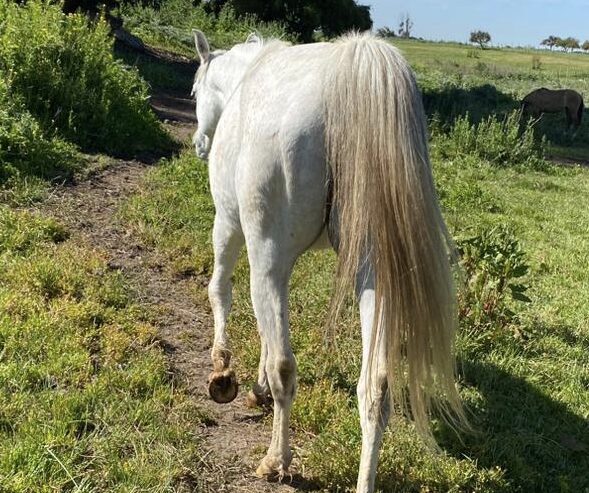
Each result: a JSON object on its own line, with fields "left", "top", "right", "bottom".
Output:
{"left": 247, "top": 239, "right": 296, "bottom": 478}
{"left": 208, "top": 213, "right": 244, "bottom": 403}
{"left": 356, "top": 267, "right": 390, "bottom": 493}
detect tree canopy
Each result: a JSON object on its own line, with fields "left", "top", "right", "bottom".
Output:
{"left": 540, "top": 35, "right": 560, "bottom": 50}
{"left": 555, "top": 36, "right": 580, "bottom": 52}
{"left": 470, "top": 30, "right": 491, "bottom": 49}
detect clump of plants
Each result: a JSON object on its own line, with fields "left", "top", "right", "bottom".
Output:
{"left": 457, "top": 225, "right": 531, "bottom": 345}
{"left": 433, "top": 110, "right": 547, "bottom": 169}
{"left": 0, "top": 78, "right": 78, "bottom": 189}
{"left": 0, "top": 0, "right": 168, "bottom": 156}
{"left": 118, "top": 0, "right": 292, "bottom": 54}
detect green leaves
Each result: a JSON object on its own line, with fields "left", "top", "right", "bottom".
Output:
{"left": 433, "top": 110, "right": 548, "bottom": 170}
{"left": 0, "top": 0, "right": 168, "bottom": 156}
{"left": 458, "top": 225, "right": 532, "bottom": 343}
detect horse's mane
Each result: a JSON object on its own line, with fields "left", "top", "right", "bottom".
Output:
{"left": 240, "top": 35, "right": 290, "bottom": 80}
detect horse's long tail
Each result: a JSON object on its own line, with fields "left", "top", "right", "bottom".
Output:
{"left": 324, "top": 33, "right": 467, "bottom": 442}
{"left": 577, "top": 98, "right": 584, "bottom": 126}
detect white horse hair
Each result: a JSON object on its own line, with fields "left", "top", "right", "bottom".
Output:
{"left": 192, "top": 30, "right": 467, "bottom": 492}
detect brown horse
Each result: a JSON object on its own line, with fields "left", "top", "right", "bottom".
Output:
{"left": 521, "top": 88, "right": 584, "bottom": 130}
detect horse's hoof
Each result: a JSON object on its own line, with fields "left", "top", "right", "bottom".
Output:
{"left": 245, "top": 385, "right": 273, "bottom": 409}
{"left": 255, "top": 454, "right": 291, "bottom": 479}
{"left": 208, "top": 369, "right": 238, "bottom": 403}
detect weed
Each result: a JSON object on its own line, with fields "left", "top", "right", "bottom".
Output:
{"left": 457, "top": 225, "right": 531, "bottom": 345}
{"left": 433, "top": 110, "right": 548, "bottom": 169}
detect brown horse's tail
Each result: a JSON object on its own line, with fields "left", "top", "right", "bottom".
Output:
{"left": 577, "top": 99, "right": 584, "bottom": 126}
{"left": 323, "top": 33, "right": 468, "bottom": 444}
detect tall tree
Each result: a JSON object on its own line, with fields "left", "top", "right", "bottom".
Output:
{"left": 397, "top": 12, "right": 413, "bottom": 38}
{"left": 557, "top": 37, "right": 580, "bottom": 52}
{"left": 582, "top": 40, "right": 589, "bottom": 52}
{"left": 470, "top": 30, "right": 491, "bottom": 49}
{"left": 540, "top": 35, "right": 560, "bottom": 50}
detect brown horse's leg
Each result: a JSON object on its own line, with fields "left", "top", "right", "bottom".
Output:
{"left": 564, "top": 106, "right": 575, "bottom": 132}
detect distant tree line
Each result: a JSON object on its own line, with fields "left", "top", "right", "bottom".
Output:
{"left": 541, "top": 35, "right": 589, "bottom": 52}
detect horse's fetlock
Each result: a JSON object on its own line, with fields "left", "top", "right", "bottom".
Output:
{"left": 211, "top": 347, "right": 231, "bottom": 371}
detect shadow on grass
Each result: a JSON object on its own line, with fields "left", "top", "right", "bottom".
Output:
{"left": 422, "top": 83, "right": 519, "bottom": 126}
{"left": 439, "top": 344, "right": 589, "bottom": 492}
{"left": 114, "top": 40, "right": 196, "bottom": 95}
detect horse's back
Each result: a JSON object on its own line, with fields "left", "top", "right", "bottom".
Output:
{"left": 523, "top": 88, "right": 582, "bottom": 113}
{"left": 211, "top": 42, "right": 335, "bottom": 256}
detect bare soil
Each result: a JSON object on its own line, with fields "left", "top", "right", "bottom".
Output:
{"left": 35, "top": 91, "right": 315, "bottom": 492}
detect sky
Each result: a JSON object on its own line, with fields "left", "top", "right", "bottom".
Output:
{"left": 366, "top": 0, "right": 589, "bottom": 47}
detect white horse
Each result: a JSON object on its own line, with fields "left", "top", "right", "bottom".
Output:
{"left": 192, "top": 30, "right": 466, "bottom": 492}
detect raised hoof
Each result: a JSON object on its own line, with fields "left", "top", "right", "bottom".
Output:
{"left": 208, "top": 369, "right": 238, "bottom": 404}
{"left": 255, "top": 454, "right": 291, "bottom": 480}
{"left": 245, "top": 386, "right": 273, "bottom": 409}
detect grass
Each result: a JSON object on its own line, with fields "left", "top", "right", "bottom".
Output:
{"left": 123, "top": 144, "right": 589, "bottom": 491}
{"left": 4, "top": 3, "right": 589, "bottom": 489}
{"left": 393, "top": 38, "right": 589, "bottom": 162}
{"left": 0, "top": 205, "right": 207, "bottom": 491}
{"left": 0, "top": 2, "right": 213, "bottom": 490}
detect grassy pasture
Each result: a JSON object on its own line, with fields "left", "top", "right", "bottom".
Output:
{"left": 392, "top": 39, "right": 589, "bottom": 162}
{"left": 125, "top": 147, "right": 589, "bottom": 491}
{"left": 2, "top": 0, "right": 589, "bottom": 489}
{"left": 0, "top": 206, "right": 205, "bottom": 491}
{"left": 394, "top": 39, "right": 589, "bottom": 80}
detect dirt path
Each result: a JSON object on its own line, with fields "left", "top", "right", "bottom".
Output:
{"left": 35, "top": 94, "right": 312, "bottom": 492}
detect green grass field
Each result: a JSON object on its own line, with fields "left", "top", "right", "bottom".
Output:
{"left": 125, "top": 147, "right": 589, "bottom": 491}
{"left": 3, "top": 1, "right": 589, "bottom": 489}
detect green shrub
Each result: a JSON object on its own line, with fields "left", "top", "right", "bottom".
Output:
{"left": 433, "top": 110, "right": 547, "bottom": 169}
{"left": 0, "top": 0, "right": 167, "bottom": 155}
{"left": 0, "top": 78, "right": 78, "bottom": 188}
{"left": 457, "top": 225, "right": 531, "bottom": 345}
{"left": 119, "top": 0, "right": 292, "bottom": 54}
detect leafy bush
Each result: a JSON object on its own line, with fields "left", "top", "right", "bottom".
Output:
{"left": 0, "top": 79, "right": 78, "bottom": 188}
{"left": 119, "top": 0, "right": 292, "bottom": 54}
{"left": 457, "top": 225, "right": 531, "bottom": 344}
{"left": 433, "top": 110, "right": 547, "bottom": 169}
{"left": 0, "top": 0, "right": 167, "bottom": 155}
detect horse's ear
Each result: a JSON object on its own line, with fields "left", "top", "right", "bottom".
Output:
{"left": 193, "top": 30, "right": 210, "bottom": 63}
{"left": 245, "top": 32, "right": 261, "bottom": 44}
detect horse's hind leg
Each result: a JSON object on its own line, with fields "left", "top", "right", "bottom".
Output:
{"left": 245, "top": 332, "right": 272, "bottom": 408}
{"left": 208, "top": 213, "right": 244, "bottom": 403}
{"left": 246, "top": 237, "right": 296, "bottom": 477}
{"left": 355, "top": 266, "right": 390, "bottom": 493}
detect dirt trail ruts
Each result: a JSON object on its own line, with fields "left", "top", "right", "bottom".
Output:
{"left": 35, "top": 94, "right": 313, "bottom": 492}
